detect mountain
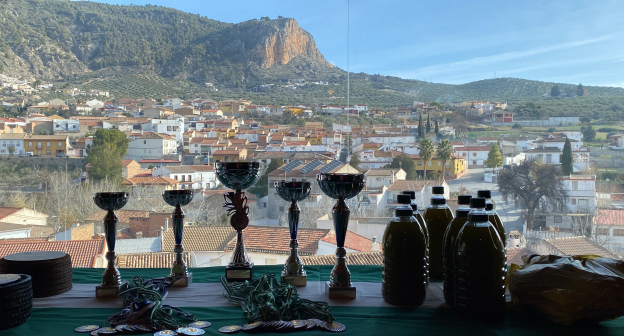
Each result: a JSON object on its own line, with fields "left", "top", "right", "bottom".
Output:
{"left": 0, "top": 1, "right": 623, "bottom": 112}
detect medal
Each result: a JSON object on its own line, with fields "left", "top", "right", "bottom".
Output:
{"left": 292, "top": 320, "right": 307, "bottom": 329}
{"left": 95, "top": 327, "right": 117, "bottom": 335}
{"left": 114, "top": 325, "right": 126, "bottom": 333}
{"left": 306, "top": 319, "right": 321, "bottom": 329}
{"left": 241, "top": 321, "right": 263, "bottom": 331}
{"left": 178, "top": 327, "right": 205, "bottom": 336}
{"left": 218, "top": 325, "right": 241, "bottom": 334}
{"left": 189, "top": 321, "right": 211, "bottom": 329}
{"left": 154, "top": 331, "right": 177, "bottom": 336}
{"left": 75, "top": 325, "right": 100, "bottom": 333}
{"left": 322, "top": 321, "right": 346, "bottom": 333}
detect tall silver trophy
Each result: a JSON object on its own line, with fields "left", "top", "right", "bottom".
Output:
{"left": 275, "top": 181, "right": 312, "bottom": 286}
{"left": 162, "top": 189, "right": 194, "bottom": 287}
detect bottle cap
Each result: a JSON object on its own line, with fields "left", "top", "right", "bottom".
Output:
{"left": 402, "top": 191, "right": 416, "bottom": 200}
{"left": 431, "top": 198, "right": 446, "bottom": 205}
{"left": 470, "top": 197, "right": 486, "bottom": 208}
{"left": 432, "top": 186, "right": 445, "bottom": 194}
{"left": 485, "top": 203, "right": 494, "bottom": 211}
{"left": 395, "top": 206, "right": 413, "bottom": 217}
{"left": 397, "top": 194, "right": 411, "bottom": 204}
{"left": 457, "top": 195, "right": 472, "bottom": 205}
{"left": 477, "top": 190, "right": 491, "bottom": 199}
{"left": 410, "top": 203, "right": 418, "bottom": 211}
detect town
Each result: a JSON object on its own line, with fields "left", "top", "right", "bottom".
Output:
{"left": 0, "top": 78, "right": 621, "bottom": 270}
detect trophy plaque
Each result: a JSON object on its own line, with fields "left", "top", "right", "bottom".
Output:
{"left": 275, "top": 181, "right": 312, "bottom": 286}
{"left": 317, "top": 173, "right": 365, "bottom": 299}
{"left": 162, "top": 189, "right": 194, "bottom": 287}
{"left": 215, "top": 161, "right": 261, "bottom": 281}
{"left": 93, "top": 192, "right": 129, "bottom": 298}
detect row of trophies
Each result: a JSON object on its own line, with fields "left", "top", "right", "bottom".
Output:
{"left": 93, "top": 161, "right": 365, "bottom": 300}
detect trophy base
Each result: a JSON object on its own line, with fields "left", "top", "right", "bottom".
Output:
{"left": 167, "top": 272, "right": 193, "bottom": 287}
{"left": 96, "top": 281, "right": 128, "bottom": 299}
{"left": 325, "top": 281, "right": 356, "bottom": 299}
{"left": 282, "top": 270, "right": 307, "bottom": 287}
{"left": 225, "top": 264, "right": 254, "bottom": 282}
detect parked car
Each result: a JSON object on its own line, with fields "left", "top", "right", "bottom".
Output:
{"left": 56, "top": 152, "right": 69, "bottom": 158}
{"left": 20, "top": 152, "right": 34, "bottom": 157}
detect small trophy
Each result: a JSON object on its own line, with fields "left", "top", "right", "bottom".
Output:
{"left": 215, "top": 161, "right": 261, "bottom": 281}
{"left": 317, "top": 173, "right": 365, "bottom": 299}
{"left": 93, "top": 192, "right": 129, "bottom": 298}
{"left": 162, "top": 189, "right": 194, "bottom": 287}
{"left": 275, "top": 181, "right": 312, "bottom": 286}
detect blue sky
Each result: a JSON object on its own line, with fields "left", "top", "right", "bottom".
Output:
{"left": 104, "top": 0, "right": 623, "bottom": 87}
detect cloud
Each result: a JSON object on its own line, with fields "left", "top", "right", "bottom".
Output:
{"left": 395, "top": 35, "right": 614, "bottom": 79}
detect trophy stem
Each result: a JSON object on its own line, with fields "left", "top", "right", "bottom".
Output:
{"left": 230, "top": 230, "right": 251, "bottom": 266}
{"left": 102, "top": 210, "right": 121, "bottom": 287}
{"left": 330, "top": 197, "right": 352, "bottom": 288}
{"left": 170, "top": 204, "right": 188, "bottom": 278}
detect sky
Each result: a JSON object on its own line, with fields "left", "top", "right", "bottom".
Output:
{"left": 103, "top": 0, "right": 624, "bottom": 87}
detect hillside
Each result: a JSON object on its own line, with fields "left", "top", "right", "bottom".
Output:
{"left": 1, "top": 1, "right": 623, "bottom": 113}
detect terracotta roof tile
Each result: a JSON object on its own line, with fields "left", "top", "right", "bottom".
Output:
{"left": 225, "top": 227, "right": 331, "bottom": 256}
{"left": 0, "top": 239, "right": 105, "bottom": 267}
{"left": 595, "top": 209, "right": 624, "bottom": 226}
{"left": 301, "top": 251, "right": 383, "bottom": 265}
{"left": 543, "top": 236, "right": 621, "bottom": 259}
{"left": 162, "top": 226, "right": 236, "bottom": 252}
{"left": 123, "top": 176, "right": 179, "bottom": 186}
{"left": 455, "top": 146, "right": 492, "bottom": 152}
{"left": 0, "top": 207, "right": 24, "bottom": 220}
{"left": 506, "top": 247, "right": 529, "bottom": 265}
{"left": 117, "top": 252, "right": 190, "bottom": 268}
{"left": 320, "top": 230, "right": 375, "bottom": 252}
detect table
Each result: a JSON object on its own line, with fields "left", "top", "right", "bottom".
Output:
{"left": 4, "top": 265, "right": 624, "bottom": 335}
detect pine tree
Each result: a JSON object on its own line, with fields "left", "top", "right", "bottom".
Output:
{"left": 551, "top": 85, "right": 561, "bottom": 97}
{"left": 426, "top": 113, "right": 431, "bottom": 133}
{"left": 418, "top": 114, "right": 423, "bottom": 138}
{"left": 577, "top": 83, "right": 584, "bottom": 97}
{"left": 434, "top": 120, "right": 439, "bottom": 134}
{"left": 485, "top": 143, "right": 503, "bottom": 172}
{"left": 561, "top": 137, "right": 573, "bottom": 176}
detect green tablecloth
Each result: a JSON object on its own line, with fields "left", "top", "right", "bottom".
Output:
{"left": 4, "top": 265, "right": 624, "bottom": 335}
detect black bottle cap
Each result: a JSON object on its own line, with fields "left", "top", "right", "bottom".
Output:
{"left": 477, "top": 190, "right": 491, "bottom": 199}
{"left": 397, "top": 194, "right": 411, "bottom": 204}
{"left": 410, "top": 203, "right": 418, "bottom": 211}
{"left": 431, "top": 198, "right": 446, "bottom": 205}
{"left": 432, "top": 186, "right": 445, "bottom": 194}
{"left": 457, "top": 195, "right": 472, "bottom": 205}
{"left": 485, "top": 203, "right": 494, "bottom": 211}
{"left": 396, "top": 206, "right": 413, "bottom": 217}
{"left": 470, "top": 197, "right": 486, "bottom": 208}
{"left": 402, "top": 191, "right": 416, "bottom": 199}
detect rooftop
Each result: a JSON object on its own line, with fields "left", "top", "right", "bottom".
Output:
{"left": 543, "top": 236, "right": 621, "bottom": 259}
{"left": 162, "top": 226, "right": 236, "bottom": 252}
{"left": 117, "top": 252, "right": 190, "bottom": 268}
{"left": 301, "top": 251, "right": 383, "bottom": 265}
{"left": 0, "top": 239, "right": 105, "bottom": 267}
{"left": 225, "top": 226, "right": 331, "bottom": 256}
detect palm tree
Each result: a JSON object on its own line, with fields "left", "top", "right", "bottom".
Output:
{"left": 436, "top": 139, "right": 453, "bottom": 179}
{"left": 418, "top": 139, "right": 435, "bottom": 179}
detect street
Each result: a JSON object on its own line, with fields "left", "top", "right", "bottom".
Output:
{"left": 447, "top": 169, "right": 524, "bottom": 234}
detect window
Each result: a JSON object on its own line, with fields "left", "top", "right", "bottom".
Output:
{"left": 181, "top": 175, "right": 185, "bottom": 182}
{"left": 195, "top": 144, "right": 198, "bottom": 147}
{"left": 47, "top": 142, "right": 51, "bottom": 148}
{"left": 144, "top": 140, "right": 147, "bottom": 144}
{"left": 29, "top": 142, "right": 32, "bottom": 147}
{"left": 546, "top": 154, "right": 552, "bottom": 163}
{"left": 472, "top": 152, "right": 477, "bottom": 157}
{"left": 37, "top": 142, "right": 42, "bottom": 148}
{"left": 596, "top": 228, "right": 609, "bottom": 236}
{"left": 445, "top": 162, "right": 450, "bottom": 168}
{"left": 473, "top": 160, "right": 477, "bottom": 165}
{"left": 428, "top": 161, "right": 432, "bottom": 166}
{"left": 188, "top": 175, "right": 191, "bottom": 181}
{"left": 58, "top": 142, "right": 62, "bottom": 147}
{"left": 572, "top": 181, "right": 578, "bottom": 190}
{"left": 554, "top": 216, "right": 562, "bottom": 223}
{"left": 614, "top": 229, "right": 624, "bottom": 237}
{"left": 46, "top": 150, "right": 51, "bottom": 155}
{"left": 571, "top": 198, "right": 576, "bottom": 205}
{"left": 417, "top": 161, "right": 422, "bottom": 166}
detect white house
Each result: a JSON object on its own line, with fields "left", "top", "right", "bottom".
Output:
{"left": 143, "top": 118, "right": 184, "bottom": 144}
{"left": 86, "top": 99, "right": 105, "bottom": 108}
{"left": 542, "top": 175, "right": 596, "bottom": 229}
{"left": 454, "top": 146, "right": 491, "bottom": 168}
{"left": 0, "top": 133, "right": 26, "bottom": 155}
{"left": 53, "top": 119, "right": 80, "bottom": 133}
{"left": 364, "top": 168, "right": 406, "bottom": 189}
{"left": 152, "top": 165, "right": 216, "bottom": 190}
{"left": 126, "top": 132, "right": 178, "bottom": 160}
{"left": 593, "top": 209, "right": 624, "bottom": 254}
{"left": 524, "top": 147, "right": 590, "bottom": 172}
{"left": 534, "top": 137, "right": 582, "bottom": 151}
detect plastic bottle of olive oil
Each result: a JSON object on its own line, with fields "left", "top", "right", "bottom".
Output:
{"left": 455, "top": 197, "right": 506, "bottom": 322}
{"left": 382, "top": 194, "right": 427, "bottom": 306}
{"left": 424, "top": 186, "right": 454, "bottom": 280}
{"left": 477, "top": 190, "right": 505, "bottom": 246}
{"left": 402, "top": 190, "right": 429, "bottom": 285}
{"left": 442, "top": 194, "right": 472, "bottom": 306}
